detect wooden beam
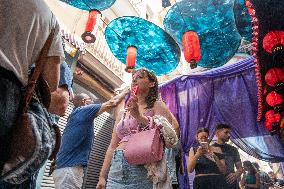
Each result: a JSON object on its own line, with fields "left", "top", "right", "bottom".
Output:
{"left": 74, "top": 72, "right": 113, "bottom": 100}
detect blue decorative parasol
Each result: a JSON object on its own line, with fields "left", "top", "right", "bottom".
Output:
{"left": 233, "top": 0, "right": 252, "bottom": 41}
{"left": 163, "top": 0, "right": 241, "bottom": 68}
{"left": 105, "top": 16, "right": 181, "bottom": 75}
{"left": 59, "top": 0, "right": 116, "bottom": 11}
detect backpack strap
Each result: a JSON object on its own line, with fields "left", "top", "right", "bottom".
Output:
{"left": 22, "top": 29, "right": 55, "bottom": 113}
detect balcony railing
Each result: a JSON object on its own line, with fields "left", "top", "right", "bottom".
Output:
{"left": 85, "top": 26, "right": 125, "bottom": 79}
{"left": 128, "top": 0, "right": 142, "bottom": 15}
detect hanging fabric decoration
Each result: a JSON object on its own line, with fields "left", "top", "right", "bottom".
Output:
{"left": 81, "top": 9, "right": 101, "bottom": 43}
{"left": 244, "top": 0, "right": 263, "bottom": 121}
{"left": 182, "top": 31, "right": 201, "bottom": 69}
{"left": 245, "top": 0, "right": 254, "bottom": 15}
{"left": 125, "top": 46, "right": 137, "bottom": 73}
{"left": 263, "top": 31, "right": 284, "bottom": 65}
{"left": 162, "top": 0, "right": 171, "bottom": 8}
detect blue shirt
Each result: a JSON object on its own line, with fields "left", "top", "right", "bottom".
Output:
{"left": 59, "top": 61, "right": 73, "bottom": 93}
{"left": 56, "top": 104, "right": 101, "bottom": 169}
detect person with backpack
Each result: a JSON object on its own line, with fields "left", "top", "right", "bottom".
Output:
{"left": 0, "top": 0, "right": 64, "bottom": 178}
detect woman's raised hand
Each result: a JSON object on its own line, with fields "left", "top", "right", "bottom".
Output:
{"left": 125, "top": 95, "right": 141, "bottom": 119}
{"left": 195, "top": 146, "right": 207, "bottom": 157}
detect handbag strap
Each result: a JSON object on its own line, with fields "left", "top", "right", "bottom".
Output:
{"left": 138, "top": 116, "right": 154, "bottom": 132}
{"left": 22, "top": 29, "right": 55, "bottom": 113}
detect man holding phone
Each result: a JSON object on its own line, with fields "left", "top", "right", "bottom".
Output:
{"left": 212, "top": 123, "right": 243, "bottom": 189}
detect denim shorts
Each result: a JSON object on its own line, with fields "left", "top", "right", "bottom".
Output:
{"left": 106, "top": 150, "right": 153, "bottom": 189}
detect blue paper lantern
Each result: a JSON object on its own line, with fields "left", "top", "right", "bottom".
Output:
{"left": 105, "top": 16, "right": 181, "bottom": 76}
{"left": 163, "top": 0, "right": 241, "bottom": 68}
{"left": 59, "top": 0, "right": 116, "bottom": 11}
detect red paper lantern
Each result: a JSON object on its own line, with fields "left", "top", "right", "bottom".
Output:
{"left": 263, "top": 31, "right": 284, "bottom": 53}
{"left": 274, "top": 113, "right": 281, "bottom": 122}
{"left": 266, "top": 91, "right": 283, "bottom": 106}
{"left": 265, "top": 110, "right": 274, "bottom": 122}
{"left": 265, "top": 68, "right": 284, "bottom": 94}
{"left": 125, "top": 46, "right": 137, "bottom": 73}
{"left": 81, "top": 9, "right": 101, "bottom": 43}
{"left": 266, "top": 91, "right": 283, "bottom": 113}
{"left": 265, "top": 110, "right": 281, "bottom": 123}
{"left": 265, "top": 121, "right": 281, "bottom": 135}
{"left": 265, "top": 68, "right": 284, "bottom": 86}
{"left": 264, "top": 110, "right": 281, "bottom": 134}
{"left": 264, "top": 121, "right": 272, "bottom": 131}
{"left": 182, "top": 31, "right": 201, "bottom": 69}
{"left": 263, "top": 31, "right": 284, "bottom": 64}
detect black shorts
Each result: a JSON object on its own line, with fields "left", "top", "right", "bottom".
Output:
{"left": 225, "top": 181, "right": 240, "bottom": 189}
{"left": 193, "top": 175, "right": 226, "bottom": 189}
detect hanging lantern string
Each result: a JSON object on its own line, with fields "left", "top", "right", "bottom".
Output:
{"left": 99, "top": 18, "right": 123, "bottom": 40}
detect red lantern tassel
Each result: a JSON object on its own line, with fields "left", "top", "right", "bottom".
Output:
{"left": 81, "top": 9, "right": 101, "bottom": 43}
{"left": 125, "top": 46, "right": 137, "bottom": 73}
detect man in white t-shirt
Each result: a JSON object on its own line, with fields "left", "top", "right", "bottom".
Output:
{"left": 0, "top": 0, "right": 65, "bottom": 182}
{"left": 0, "top": 0, "right": 64, "bottom": 89}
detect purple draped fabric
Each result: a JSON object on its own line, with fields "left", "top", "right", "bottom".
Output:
{"left": 159, "top": 57, "right": 284, "bottom": 189}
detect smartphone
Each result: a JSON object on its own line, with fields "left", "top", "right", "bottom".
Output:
{"left": 131, "top": 86, "right": 138, "bottom": 96}
{"left": 125, "top": 86, "right": 138, "bottom": 107}
{"left": 200, "top": 142, "right": 209, "bottom": 152}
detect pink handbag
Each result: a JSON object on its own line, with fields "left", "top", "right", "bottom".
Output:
{"left": 124, "top": 117, "right": 164, "bottom": 165}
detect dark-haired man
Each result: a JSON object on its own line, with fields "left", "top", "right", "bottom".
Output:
{"left": 212, "top": 123, "right": 243, "bottom": 189}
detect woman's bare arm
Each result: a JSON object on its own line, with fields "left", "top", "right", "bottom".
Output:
{"left": 153, "top": 100, "right": 180, "bottom": 137}
{"left": 96, "top": 111, "right": 123, "bottom": 189}
{"left": 43, "top": 56, "right": 61, "bottom": 92}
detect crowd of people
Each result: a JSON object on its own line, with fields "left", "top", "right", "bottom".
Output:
{"left": 1, "top": 0, "right": 284, "bottom": 189}
{"left": 188, "top": 124, "right": 284, "bottom": 189}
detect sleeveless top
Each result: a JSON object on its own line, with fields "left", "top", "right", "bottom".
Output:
{"left": 244, "top": 173, "right": 259, "bottom": 189}
{"left": 193, "top": 147, "right": 224, "bottom": 175}
{"left": 116, "top": 109, "right": 154, "bottom": 142}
